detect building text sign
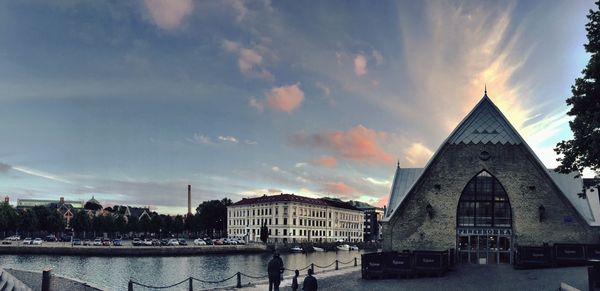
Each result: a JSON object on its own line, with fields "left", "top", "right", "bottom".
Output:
{"left": 457, "top": 228, "right": 512, "bottom": 235}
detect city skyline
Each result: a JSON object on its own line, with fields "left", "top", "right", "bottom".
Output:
{"left": 0, "top": 1, "right": 595, "bottom": 215}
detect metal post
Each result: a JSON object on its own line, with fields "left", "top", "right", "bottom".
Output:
{"left": 311, "top": 263, "right": 314, "bottom": 273}
{"left": 335, "top": 260, "right": 339, "bottom": 270}
{"left": 354, "top": 257, "right": 357, "bottom": 266}
{"left": 236, "top": 272, "right": 242, "bottom": 288}
{"left": 128, "top": 280, "right": 133, "bottom": 291}
{"left": 42, "top": 268, "right": 52, "bottom": 291}
{"left": 188, "top": 277, "right": 193, "bottom": 291}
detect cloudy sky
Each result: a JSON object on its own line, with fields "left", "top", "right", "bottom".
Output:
{"left": 0, "top": 0, "right": 594, "bottom": 214}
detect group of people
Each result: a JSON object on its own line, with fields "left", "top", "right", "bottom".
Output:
{"left": 268, "top": 252, "right": 318, "bottom": 291}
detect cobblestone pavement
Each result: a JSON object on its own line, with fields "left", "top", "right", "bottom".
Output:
{"left": 241, "top": 264, "right": 590, "bottom": 291}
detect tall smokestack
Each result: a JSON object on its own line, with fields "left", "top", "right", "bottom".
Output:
{"left": 187, "top": 185, "right": 192, "bottom": 216}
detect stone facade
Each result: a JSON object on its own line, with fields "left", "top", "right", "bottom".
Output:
{"left": 383, "top": 143, "right": 600, "bottom": 252}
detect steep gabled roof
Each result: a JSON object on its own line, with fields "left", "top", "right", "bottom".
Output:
{"left": 383, "top": 94, "right": 598, "bottom": 226}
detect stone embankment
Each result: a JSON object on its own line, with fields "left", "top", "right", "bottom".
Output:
{"left": 0, "top": 243, "right": 267, "bottom": 257}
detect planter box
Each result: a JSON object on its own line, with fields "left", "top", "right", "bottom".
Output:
{"left": 554, "top": 244, "right": 586, "bottom": 266}
{"left": 383, "top": 252, "right": 412, "bottom": 277}
{"left": 515, "top": 246, "right": 552, "bottom": 268}
{"left": 413, "top": 250, "right": 448, "bottom": 276}
{"left": 361, "top": 252, "right": 386, "bottom": 279}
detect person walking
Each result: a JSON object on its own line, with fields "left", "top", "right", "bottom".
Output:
{"left": 291, "top": 269, "right": 299, "bottom": 291}
{"left": 268, "top": 252, "right": 284, "bottom": 291}
{"left": 302, "top": 268, "right": 318, "bottom": 291}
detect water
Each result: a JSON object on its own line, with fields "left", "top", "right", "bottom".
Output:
{"left": 0, "top": 251, "right": 362, "bottom": 290}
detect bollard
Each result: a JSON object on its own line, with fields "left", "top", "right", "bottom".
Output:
{"left": 128, "top": 280, "right": 133, "bottom": 291}
{"left": 311, "top": 263, "right": 314, "bottom": 273}
{"left": 236, "top": 272, "right": 242, "bottom": 288}
{"left": 42, "top": 268, "right": 52, "bottom": 291}
{"left": 335, "top": 260, "right": 339, "bottom": 270}
{"left": 354, "top": 257, "right": 357, "bottom": 267}
{"left": 188, "top": 277, "right": 193, "bottom": 291}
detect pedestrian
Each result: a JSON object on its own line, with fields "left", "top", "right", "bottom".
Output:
{"left": 268, "top": 251, "right": 284, "bottom": 291}
{"left": 291, "top": 269, "right": 299, "bottom": 291}
{"left": 302, "top": 268, "right": 318, "bottom": 291}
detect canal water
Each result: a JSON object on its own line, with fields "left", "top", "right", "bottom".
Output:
{"left": 0, "top": 251, "right": 363, "bottom": 290}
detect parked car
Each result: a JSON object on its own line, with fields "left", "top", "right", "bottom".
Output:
{"left": 23, "top": 238, "right": 33, "bottom": 245}
{"left": 167, "top": 239, "right": 179, "bottom": 246}
{"left": 93, "top": 238, "right": 102, "bottom": 246}
{"left": 102, "top": 239, "right": 111, "bottom": 246}
{"left": 151, "top": 239, "right": 160, "bottom": 246}
{"left": 7, "top": 235, "right": 21, "bottom": 241}
{"left": 112, "top": 239, "right": 123, "bottom": 246}
{"left": 132, "top": 238, "right": 142, "bottom": 246}
{"left": 72, "top": 239, "right": 82, "bottom": 246}
{"left": 193, "top": 238, "right": 206, "bottom": 245}
{"left": 2, "top": 240, "right": 12, "bottom": 245}
{"left": 32, "top": 238, "right": 43, "bottom": 245}
{"left": 178, "top": 239, "right": 187, "bottom": 246}
{"left": 61, "top": 235, "right": 73, "bottom": 242}
{"left": 83, "top": 239, "right": 92, "bottom": 246}
{"left": 236, "top": 239, "right": 246, "bottom": 245}
{"left": 160, "top": 239, "right": 169, "bottom": 246}
{"left": 203, "top": 238, "right": 213, "bottom": 245}
{"left": 45, "top": 234, "right": 57, "bottom": 242}
{"left": 143, "top": 239, "right": 153, "bottom": 246}
{"left": 213, "top": 239, "right": 224, "bottom": 245}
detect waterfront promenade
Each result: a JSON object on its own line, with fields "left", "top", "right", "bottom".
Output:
{"left": 239, "top": 265, "right": 590, "bottom": 291}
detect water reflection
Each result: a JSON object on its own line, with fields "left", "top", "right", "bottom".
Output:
{"left": 0, "top": 251, "right": 362, "bottom": 290}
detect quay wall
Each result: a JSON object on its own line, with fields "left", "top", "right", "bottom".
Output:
{"left": 0, "top": 244, "right": 267, "bottom": 257}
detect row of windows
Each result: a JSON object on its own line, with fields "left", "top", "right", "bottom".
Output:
{"left": 229, "top": 206, "right": 361, "bottom": 222}
{"left": 228, "top": 228, "right": 362, "bottom": 238}
{"left": 229, "top": 218, "right": 361, "bottom": 229}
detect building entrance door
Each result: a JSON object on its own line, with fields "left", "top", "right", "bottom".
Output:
{"left": 457, "top": 233, "right": 512, "bottom": 264}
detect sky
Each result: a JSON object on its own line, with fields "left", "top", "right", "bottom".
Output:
{"left": 0, "top": 0, "right": 595, "bottom": 214}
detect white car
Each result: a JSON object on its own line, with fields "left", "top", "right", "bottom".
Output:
{"left": 32, "top": 238, "right": 43, "bottom": 245}
{"left": 236, "top": 239, "right": 246, "bottom": 245}
{"left": 23, "top": 238, "right": 33, "bottom": 245}
{"left": 193, "top": 238, "right": 206, "bottom": 245}
{"left": 167, "top": 239, "right": 179, "bottom": 246}
{"left": 8, "top": 235, "right": 21, "bottom": 241}
{"left": 143, "top": 239, "right": 153, "bottom": 246}
{"left": 93, "top": 239, "right": 102, "bottom": 246}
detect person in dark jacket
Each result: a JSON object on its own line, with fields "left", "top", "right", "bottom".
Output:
{"left": 291, "top": 269, "right": 299, "bottom": 291}
{"left": 267, "top": 252, "right": 284, "bottom": 291}
{"left": 302, "top": 268, "right": 318, "bottom": 291}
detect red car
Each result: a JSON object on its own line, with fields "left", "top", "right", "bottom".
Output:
{"left": 101, "top": 239, "right": 111, "bottom": 246}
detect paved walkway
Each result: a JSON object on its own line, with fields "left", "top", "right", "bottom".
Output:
{"left": 229, "top": 264, "right": 590, "bottom": 291}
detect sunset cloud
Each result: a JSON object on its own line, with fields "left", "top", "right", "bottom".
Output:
{"left": 292, "top": 125, "right": 394, "bottom": 165}
{"left": 313, "top": 156, "right": 337, "bottom": 167}
{"left": 324, "top": 181, "right": 356, "bottom": 195}
{"left": 222, "top": 40, "right": 273, "bottom": 79}
{"left": 143, "top": 0, "right": 193, "bottom": 30}
{"left": 265, "top": 83, "right": 305, "bottom": 113}
{"left": 354, "top": 54, "right": 368, "bottom": 76}
{"left": 404, "top": 143, "right": 433, "bottom": 167}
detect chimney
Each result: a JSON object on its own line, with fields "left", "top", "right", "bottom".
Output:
{"left": 4, "top": 196, "right": 8, "bottom": 204}
{"left": 187, "top": 185, "right": 192, "bottom": 215}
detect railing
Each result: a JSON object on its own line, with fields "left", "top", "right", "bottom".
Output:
{"left": 127, "top": 257, "right": 360, "bottom": 290}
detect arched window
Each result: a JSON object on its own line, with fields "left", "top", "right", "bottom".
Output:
{"left": 457, "top": 171, "right": 511, "bottom": 228}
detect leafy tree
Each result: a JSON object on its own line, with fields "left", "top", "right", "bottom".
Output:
{"left": 195, "top": 198, "right": 232, "bottom": 237}
{"left": 46, "top": 210, "right": 65, "bottom": 234}
{"left": 0, "top": 203, "right": 18, "bottom": 237}
{"left": 128, "top": 215, "right": 139, "bottom": 234}
{"left": 72, "top": 210, "right": 91, "bottom": 238}
{"left": 32, "top": 206, "right": 52, "bottom": 232}
{"left": 115, "top": 214, "right": 127, "bottom": 236}
{"left": 260, "top": 223, "right": 269, "bottom": 243}
{"left": 555, "top": 1, "right": 600, "bottom": 179}
{"left": 150, "top": 214, "right": 163, "bottom": 236}
{"left": 18, "top": 209, "right": 38, "bottom": 234}
{"left": 139, "top": 214, "right": 151, "bottom": 235}
{"left": 173, "top": 215, "right": 184, "bottom": 236}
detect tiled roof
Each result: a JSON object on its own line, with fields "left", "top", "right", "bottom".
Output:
{"left": 231, "top": 193, "right": 360, "bottom": 211}
{"left": 447, "top": 96, "right": 521, "bottom": 145}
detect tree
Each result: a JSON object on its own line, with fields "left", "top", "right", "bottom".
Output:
{"left": 195, "top": 198, "right": 232, "bottom": 237}
{"left": 150, "top": 214, "right": 163, "bottom": 236}
{"left": 0, "top": 203, "right": 18, "bottom": 237}
{"left": 115, "top": 215, "right": 127, "bottom": 236}
{"left": 260, "top": 223, "right": 269, "bottom": 243}
{"left": 139, "top": 215, "right": 151, "bottom": 235}
{"left": 128, "top": 215, "right": 139, "bottom": 234}
{"left": 18, "top": 209, "right": 38, "bottom": 235}
{"left": 555, "top": 1, "right": 600, "bottom": 179}
{"left": 72, "top": 210, "right": 91, "bottom": 238}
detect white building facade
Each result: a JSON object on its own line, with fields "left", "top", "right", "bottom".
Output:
{"left": 227, "top": 194, "right": 364, "bottom": 243}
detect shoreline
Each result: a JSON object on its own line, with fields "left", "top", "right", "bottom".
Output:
{"left": 0, "top": 243, "right": 268, "bottom": 257}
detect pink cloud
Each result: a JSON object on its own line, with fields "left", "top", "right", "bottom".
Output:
{"left": 324, "top": 182, "right": 356, "bottom": 195}
{"left": 222, "top": 40, "right": 273, "bottom": 80}
{"left": 292, "top": 125, "right": 394, "bottom": 165}
{"left": 354, "top": 54, "right": 367, "bottom": 76}
{"left": 265, "top": 83, "right": 305, "bottom": 113}
{"left": 314, "top": 156, "right": 337, "bottom": 167}
{"left": 144, "top": 0, "right": 193, "bottom": 30}
{"left": 375, "top": 196, "right": 388, "bottom": 208}
{"left": 249, "top": 97, "right": 264, "bottom": 112}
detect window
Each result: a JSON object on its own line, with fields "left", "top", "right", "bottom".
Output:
{"left": 293, "top": 218, "right": 296, "bottom": 225}
{"left": 283, "top": 218, "right": 288, "bottom": 225}
{"left": 457, "top": 171, "right": 512, "bottom": 228}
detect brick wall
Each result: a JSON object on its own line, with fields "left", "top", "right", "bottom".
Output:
{"left": 383, "top": 143, "right": 600, "bottom": 252}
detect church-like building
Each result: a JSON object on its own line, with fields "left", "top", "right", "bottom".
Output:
{"left": 382, "top": 92, "right": 600, "bottom": 264}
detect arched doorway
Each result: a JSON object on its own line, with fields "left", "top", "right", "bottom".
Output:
{"left": 456, "top": 171, "right": 513, "bottom": 264}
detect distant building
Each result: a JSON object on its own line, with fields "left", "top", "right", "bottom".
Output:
{"left": 348, "top": 201, "right": 384, "bottom": 242}
{"left": 227, "top": 193, "right": 364, "bottom": 243}
{"left": 106, "top": 205, "right": 152, "bottom": 221}
{"left": 17, "top": 197, "right": 84, "bottom": 228}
